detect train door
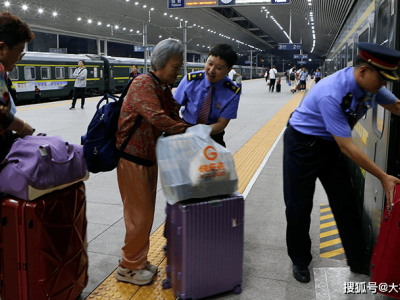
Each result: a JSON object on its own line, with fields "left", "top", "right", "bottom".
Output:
{"left": 363, "top": 0, "right": 394, "bottom": 255}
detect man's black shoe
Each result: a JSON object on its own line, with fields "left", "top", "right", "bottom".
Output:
{"left": 293, "top": 265, "right": 310, "bottom": 283}
{"left": 69, "top": 107, "right": 75, "bottom": 110}
{"left": 350, "top": 263, "right": 370, "bottom": 276}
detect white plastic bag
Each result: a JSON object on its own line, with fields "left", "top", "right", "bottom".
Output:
{"left": 156, "top": 125, "right": 238, "bottom": 204}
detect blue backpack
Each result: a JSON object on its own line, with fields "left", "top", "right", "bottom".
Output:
{"left": 81, "top": 74, "right": 153, "bottom": 173}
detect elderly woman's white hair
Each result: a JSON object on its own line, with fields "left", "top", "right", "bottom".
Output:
{"left": 151, "top": 39, "right": 183, "bottom": 71}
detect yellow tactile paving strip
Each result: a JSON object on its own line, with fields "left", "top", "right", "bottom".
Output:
{"left": 319, "top": 204, "right": 346, "bottom": 260}
{"left": 89, "top": 82, "right": 311, "bottom": 299}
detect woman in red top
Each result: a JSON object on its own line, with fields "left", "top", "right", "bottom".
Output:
{"left": 115, "top": 39, "right": 189, "bottom": 286}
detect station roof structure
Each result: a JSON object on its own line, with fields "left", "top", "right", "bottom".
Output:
{"left": 7, "top": 0, "right": 354, "bottom": 58}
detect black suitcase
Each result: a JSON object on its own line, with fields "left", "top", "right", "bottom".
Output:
{"left": 276, "top": 83, "right": 281, "bottom": 92}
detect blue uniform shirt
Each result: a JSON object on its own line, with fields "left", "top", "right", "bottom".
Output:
{"left": 174, "top": 71, "right": 241, "bottom": 125}
{"left": 289, "top": 67, "right": 397, "bottom": 141}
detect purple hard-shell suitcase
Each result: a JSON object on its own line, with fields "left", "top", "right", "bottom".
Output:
{"left": 163, "top": 193, "right": 244, "bottom": 300}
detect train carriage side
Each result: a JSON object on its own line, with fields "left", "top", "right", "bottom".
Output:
{"left": 324, "top": 0, "right": 400, "bottom": 258}
{"left": 12, "top": 52, "right": 104, "bottom": 104}
{"left": 101, "top": 56, "right": 146, "bottom": 93}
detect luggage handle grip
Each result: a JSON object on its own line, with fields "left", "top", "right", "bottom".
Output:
{"left": 39, "top": 142, "right": 75, "bottom": 163}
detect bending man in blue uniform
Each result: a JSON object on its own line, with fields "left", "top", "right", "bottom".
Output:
{"left": 284, "top": 43, "right": 400, "bottom": 283}
{"left": 174, "top": 44, "right": 241, "bottom": 147}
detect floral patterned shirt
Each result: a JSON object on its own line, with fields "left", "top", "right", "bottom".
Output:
{"left": 116, "top": 73, "right": 188, "bottom": 163}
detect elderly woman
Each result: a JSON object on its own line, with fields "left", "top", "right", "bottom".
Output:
{"left": 115, "top": 39, "right": 189, "bottom": 285}
{"left": 0, "top": 12, "right": 35, "bottom": 162}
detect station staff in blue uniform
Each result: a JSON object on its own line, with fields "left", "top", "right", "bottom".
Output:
{"left": 284, "top": 43, "right": 400, "bottom": 283}
{"left": 174, "top": 44, "right": 241, "bottom": 147}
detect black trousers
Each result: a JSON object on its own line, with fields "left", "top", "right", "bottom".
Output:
{"left": 283, "top": 125, "right": 368, "bottom": 267}
{"left": 269, "top": 79, "right": 276, "bottom": 92}
{"left": 71, "top": 87, "right": 86, "bottom": 108}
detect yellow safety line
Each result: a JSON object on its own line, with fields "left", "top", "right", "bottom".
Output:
{"left": 320, "top": 248, "right": 345, "bottom": 258}
{"left": 320, "top": 238, "right": 342, "bottom": 249}
{"left": 320, "top": 207, "right": 332, "bottom": 213}
{"left": 89, "top": 82, "right": 312, "bottom": 299}
{"left": 320, "top": 229, "right": 339, "bottom": 239}
{"left": 320, "top": 221, "right": 337, "bottom": 229}
{"left": 320, "top": 214, "right": 334, "bottom": 221}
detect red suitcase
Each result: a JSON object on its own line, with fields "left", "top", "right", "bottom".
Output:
{"left": 0, "top": 182, "right": 88, "bottom": 300}
{"left": 371, "top": 185, "right": 400, "bottom": 299}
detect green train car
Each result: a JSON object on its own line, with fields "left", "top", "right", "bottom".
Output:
{"left": 10, "top": 52, "right": 262, "bottom": 104}
{"left": 11, "top": 52, "right": 105, "bottom": 104}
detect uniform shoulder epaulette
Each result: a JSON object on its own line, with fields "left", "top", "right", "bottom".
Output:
{"left": 187, "top": 72, "right": 204, "bottom": 81}
{"left": 225, "top": 81, "right": 241, "bottom": 94}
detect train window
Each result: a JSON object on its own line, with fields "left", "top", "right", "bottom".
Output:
{"left": 55, "top": 67, "right": 65, "bottom": 79}
{"left": 68, "top": 67, "right": 76, "bottom": 78}
{"left": 100, "top": 69, "right": 103, "bottom": 79}
{"left": 347, "top": 42, "right": 354, "bottom": 66}
{"left": 373, "top": 105, "right": 385, "bottom": 137}
{"left": 358, "top": 23, "right": 370, "bottom": 43}
{"left": 24, "top": 67, "right": 35, "bottom": 80}
{"left": 93, "top": 67, "right": 98, "bottom": 78}
{"left": 341, "top": 46, "right": 346, "bottom": 69}
{"left": 8, "top": 68, "right": 18, "bottom": 80}
{"left": 377, "top": 2, "right": 390, "bottom": 46}
{"left": 41, "top": 67, "right": 51, "bottom": 80}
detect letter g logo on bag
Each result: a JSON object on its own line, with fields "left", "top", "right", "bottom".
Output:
{"left": 204, "top": 146, "right": 217, "bottom": 161}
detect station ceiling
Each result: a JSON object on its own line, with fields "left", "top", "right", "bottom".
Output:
{"left": 9, "top": 0, "right": 355, "bottom": 58}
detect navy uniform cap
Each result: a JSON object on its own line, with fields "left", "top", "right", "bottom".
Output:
{"left": 358, "top": 42, "right": 400, "bottom": 81}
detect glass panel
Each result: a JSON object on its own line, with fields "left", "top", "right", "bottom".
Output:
{"left": 100, "top": 69, "right": 103, "bottom": 79}
{"left": 376, "top": 105, "right": 385, "bottom": 133}
{"left": 55, "top": 67, "right": 65, "bottom": 79}
{"left": 341, "top": 47, "right": 346, "bottom": 69}
{"left": 69, "top": 67, "right": 76, "bottom": 78}
{"left": 41, "top": 67, "right": 51, "bottom": 79}
{"left": 28, "top": 32, "right": 57, "bottom": 52}
{"left": 93, "top": 67, "right": 98, "bottom": 78}
{"left": 377, "top": 3, "right": 390, "bottom": 45}
{"left": 348, "top": 44, "right": 353, "bottom": 63}
{"left": 24, "top": 67, "right": 36, "bottom": 80}
{"left": 7, "top": 68, "right": 18, "bottom": 80}
{"left": 359, "top": 28, "right": 369, "bottom": 43}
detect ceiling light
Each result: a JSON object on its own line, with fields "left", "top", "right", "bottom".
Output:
{"left": 52, "top": 11, "right": 57, "bottom": 17}
{"left": 4, "top": 1, "right": 10, "bottom": 7}
{"left": 130, "top": 29, "right": 133, "bottom": 32}
{"left": 143, "top": 5, "right": 147, "bottom": 8}
{"left": 38, "top": 8, "right": 44, "bottom": 14}
{"left": 150, "top": 7, "right": 154, "bottom": 10}
{"left": 88, "top": 19, "right": 92, "bottom": 24}
{"left": 77, "top": 17, "right": 82, "bottom": 21}
{"left": 123, "top": 27, "right": 126, "bottom": 30}
{"left": 159, "top": 35, "right": 162, "bottom": 38}
{"left": 107, "top": 24, "right": 110, "bottom": 27}
{"left": 126, "top": 0, "right": 129, "bottom": 1}
{"left": 135, "top": 2, "right": 138, "bottom": 4}
{"left": 98, "top": 21, "right": 102, "bottom": 25}
{"left": 175, "top": 17, "right": 178, "bottom": 19}
{"left": 22, "top": 4, "right": 28, "bottom": 10}
{"left": 115, "top": 25, "right": 119, "bottom": 29}
{"left": 164, "top": 12, "right": 167, "bottom": 15}
{"left": 136, "top": 30, "right": 140, "bottom": 33}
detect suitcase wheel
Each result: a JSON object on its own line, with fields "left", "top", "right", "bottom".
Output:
{"left": 233, "top": 285, "right": 242, "bottom": 295}
{"left": 162, "top": 278, "right": 171, "bottom": 290}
